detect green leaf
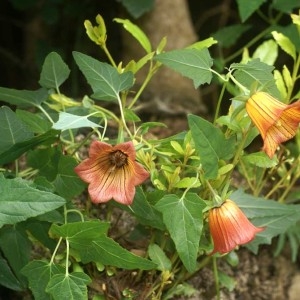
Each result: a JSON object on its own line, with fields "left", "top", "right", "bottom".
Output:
{"left": 231, "top": 59, "right": 280, "bottom": 98}
{"left": 49, "top": 221, "right": 155, "bottom": 270}
{"left": 0, "top": 175, "right": 66, "bottom": 227}
{"left": 16, "top": 109, "right": 52, "bottom": 134}
{"left": 27, "top": 147, "right": 60, "bottom": 181}
{"left": 53, "top": 112, "right": 101, "bottom": 130}
{"left": 46, "top": 272, "right": 91, "bottom": 300}
{"left": 0, "top": 130, "right": 58, "bottom": 165}
{"left": 25, "top": 220, "right": 57, "bottom": 251}
{"left": 73, "top": 51, "right": 134, "bottom": 101}
{"left": 155, "top": 193, "right": 205, "bottom": 273}
{"left": 271, "top": 0, "right": 300, "bottom": 14}
{"left": 231, "top": 190, "right": 300, "bottom": 253}
{"left": 155, "top": 48, "right": 213, "bottom": 88}
{"left": 187, "top": 38, "right": 218, "bottom": 50}
{"left": 61, "top": 225, "right": 156, "bottom": 270}
{"left": 0, "top": 106, "right": 33, "bottom": 154}
{"left": 22, "top": 260, "right": 65, "bottom": 300}
{"left": 148, "top": 244, "right": 172, "bottom": 271}
{"left": 0, "top": 256, "right": 23, "bottom": 291}
{"left": 241, "top": 152, "right": 278, "bottom": 168}
{"left": 114, "top": 18, "right": 152, "bottom": 53}
{"left": 0, "top": 225, "right": 31, "bottom": 288}
{"left": 271, "top": 31, "right": 296, "bottom": 60}
{"left": 212, "top": 24, "right": 251, "bottom": 48}
{"left": 119, "top": 0, "right": 154, "bottom": 18}
{"left": 253, "top": 40, "right": 278, "bottom": 66}
{"left": 53, "top": 155, "right": 86, "bottom": 199}
{"left": 39, "top": 52, "right": 70, "bottom": 89}
{"left": 236, "top": 0, "right": 267, "bottom": 22}
{"left": 0, "top": 87, "right": 48, "bottom": 108}
{"left": 188, "top": 114, "right": 235, "bottom": 179}
{"left": 50, "top": 221, "right": 110, "bottom": 241}
{"left": 130, "top": 187, "right": 165, "bottom": 230}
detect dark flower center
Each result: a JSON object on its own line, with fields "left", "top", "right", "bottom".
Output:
{"left": 108, "top": 150, "right": 128, "bottom": 168}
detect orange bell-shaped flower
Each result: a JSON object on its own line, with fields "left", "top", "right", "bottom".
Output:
{"left": 208, "top": 199, "right": 264, "bottom": 254}
{"left": 75, "top": 141, "right": 149, "bottom": 205}
{"left": 246, "top": 92, "right": 300, "bottom": 158}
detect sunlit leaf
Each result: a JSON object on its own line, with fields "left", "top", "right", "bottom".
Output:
{"left": 272, "top": 31, "right": 296, "bottom": 60}
{"left": 0, "top": 174, "right": 66, "bottom": 227}
{"left": 188, "top": 114, "right": 235, "bottom": 179}
{"left": 39, "top": 52, "right": 70, "bottom": 89}
{"left": 187, "top": 38, "right": 218, "bottom": 50}
{"left": 155, "top": 48, "right": 213, "bottom": 88}
{"left": 73, "top": 51, "right": 134, "bottom": 101}
{"left": 253, "top": 40, "right": 278, "bottom": 66}
{"left": 155, "top": 193, "right": 205, "bottom": 273}
{"left": 22, "top": 260, "right": 65, "bottom": 300}
{"left": 114, "top": 18, "right": 152, "bottom": 52}
{"left": 53, "top": 112, "right": 102, "bottom": 130}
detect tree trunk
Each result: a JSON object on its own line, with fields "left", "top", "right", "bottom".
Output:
{"left": 122, "top": 0, "right": 205, "bottom": 115}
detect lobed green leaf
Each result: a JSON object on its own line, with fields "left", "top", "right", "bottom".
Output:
{"left": 0, "top": 175, "right": 66, "bottom": 227}
{"left": 73, "top": 51, "right": 134, "bottom": 101}
{"left": 155, "top": 48, "right": 213, "bottom": 88}
{"left": 22, "top": 261, "right": 65, "bottom": 300}
{"left": 39, "top": 52, "right": 70, "bottom": 89}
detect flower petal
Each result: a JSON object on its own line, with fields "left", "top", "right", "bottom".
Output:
{"left": 209, "top": 199, "right": 264, "bottom": 254}
{"left": 246, "top": 92, "right": 300, "bottom": 158}
{"left": 75, "top": 141, "right": 149, "bottom": 205}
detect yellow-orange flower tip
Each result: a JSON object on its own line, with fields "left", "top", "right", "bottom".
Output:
{"left": 246, "top": 92, "right": 300, "bottom": 158}
{"left": 208, "top": 199, "right": 264, "bottom": 255}
{"left": 74, "top": 141, "right": 149, "bottom": 205}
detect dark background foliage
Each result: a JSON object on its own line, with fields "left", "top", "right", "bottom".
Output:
{"left": 1, "top": 0, "right": 297, "bottom": 93}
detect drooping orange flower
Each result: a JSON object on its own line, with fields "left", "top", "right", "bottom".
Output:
{"left": 74, "top": 141, "right": 149, "bottom": 205}
{"left": 208, "top": 199, "right": 264, "bottom": 254}
{"left": 246, "top": 92, "right": 300, "bottom": 158}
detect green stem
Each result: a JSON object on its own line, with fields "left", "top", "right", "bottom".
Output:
{"left": 128, "top": 62, "right": 160, "bottom": 109}
{"left": 224, "top": 27, "right": 271, "bottom": 64}
{"left": 288, "top": 53, "right": 300, "bottom": 101}
{"left": 102, "top": 44, "right": 117, "bottom": 68}
{"left": 213, "top": 81, "right": 227, "bottom": 124}
{"left": 213, "top": 256, "right": 220, "bottom": 300}
{"left": 116, "top": 94, "right": 133, "bottom": 140}
{"left": 65, "top": 239, "right": 70, "bottom": 276}
{"left": 38, "top": 105, "right": 54, "bottom": 124}
{"left": 50, "top": 237, "right": 63, "bottom": 264}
